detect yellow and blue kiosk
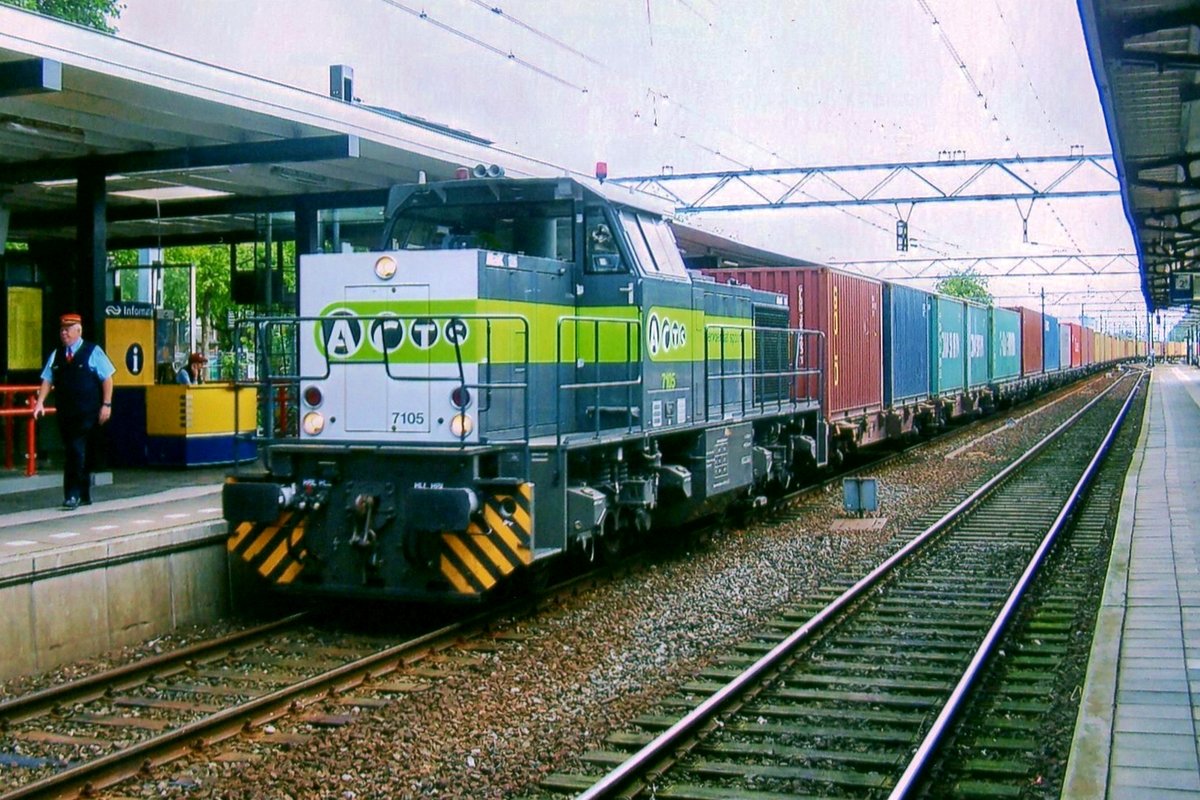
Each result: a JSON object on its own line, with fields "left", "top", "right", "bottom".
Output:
{"left": 105, "top": 302, "right": 255, "bottom": 467}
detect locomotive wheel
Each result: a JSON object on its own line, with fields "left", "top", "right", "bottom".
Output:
{"left": 599, "top": 512, "right": 624, "bottom": 562}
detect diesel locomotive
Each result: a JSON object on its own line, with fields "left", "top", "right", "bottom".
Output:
{"left": 223, "top": 175, "right": 827, "bottom": 600}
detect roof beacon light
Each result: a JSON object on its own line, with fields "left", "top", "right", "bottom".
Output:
{"left": 595, "top": 161, "right": 608, "bottom": 183}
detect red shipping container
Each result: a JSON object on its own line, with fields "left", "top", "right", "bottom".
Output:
{"left": 1009, "top": 307, "right": 1044, "bottom": 376}
{"left": 700, "top": 266, "right": 883, "bottom": 418}
{"left": 1062, "top": 322, "right": 1083, "bottom": 368}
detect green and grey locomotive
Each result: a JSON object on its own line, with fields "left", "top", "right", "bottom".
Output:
{"left": 223, "top": 175, "right": 826, "bottom": 601}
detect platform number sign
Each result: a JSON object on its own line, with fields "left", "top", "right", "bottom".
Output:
{"left": 125, "top": 343, "right": 144, "bottom": 376}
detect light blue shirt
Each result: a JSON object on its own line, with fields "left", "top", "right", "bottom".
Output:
{"left": 40, "top": 341, "right": 117, "bottom": 383}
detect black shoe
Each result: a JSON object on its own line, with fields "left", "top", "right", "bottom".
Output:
{"left": 62, "top": 497, "right": 80, "bottom": 510}
{"left": 80, "top": 499, "right": 92, "bottom": 506}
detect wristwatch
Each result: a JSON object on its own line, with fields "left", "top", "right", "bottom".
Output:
{"left": 102, "top": 402, "right": 112, "bottom": 407}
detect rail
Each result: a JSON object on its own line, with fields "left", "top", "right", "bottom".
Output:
{"left": 575, "top": 372, "right": 1137, "bottom": 799}
{"left": 0, "top": 386, "right": 54, "bottom": 477}
{"left": 888, "top": 371, "right": 1145, "bottom": 797}
{"left": 702, "top": 324, "right": 824, "bottom": 420}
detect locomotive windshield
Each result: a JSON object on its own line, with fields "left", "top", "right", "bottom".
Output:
{"left": 389, "top": 199, "right": 575, "bottom": 260}
{"left": 382, "top": 180, "right": 579, "bottom": 261}
{"left": 379, "top": 177, "right": 687, "bottom": 279}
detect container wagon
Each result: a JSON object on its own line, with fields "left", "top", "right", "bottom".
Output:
{"left": 699, "top": 266, "right": 885, "bottom": 459}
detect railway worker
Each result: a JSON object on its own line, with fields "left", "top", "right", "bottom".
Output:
{"left": 175, "top": 352, "right": 208, "bottom": 385}
{"left": 31, "top": 313, "right": 116, "bottom": 510}
{"left": 589, "top": 222, "right": 616, "bottom": 253}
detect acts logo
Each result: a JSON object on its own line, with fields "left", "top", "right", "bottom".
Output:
{"left": 646, "top": 311, "right": 687, "bottom": 358}
{"left": 319, "top": 309, "right": 469, "bottom": 359}
{"left": 322, "top": 311, "right": 363, "bottom": 358}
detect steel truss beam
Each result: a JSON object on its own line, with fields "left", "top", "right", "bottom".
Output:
{"left": 612, "top": 153, "right": 1119, "bottom": 213}
{"left": 828, "top": 253, "right": 1139, "bottom": 281}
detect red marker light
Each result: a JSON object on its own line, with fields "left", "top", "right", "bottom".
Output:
{"left": 595, "top": 161, "right": 608, "bottom": 183}
{"left": 455, "top": 167, "right": 470, "bottom": 180}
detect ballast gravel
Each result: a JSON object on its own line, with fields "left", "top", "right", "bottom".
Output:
{"left": 3, "top": 372, "right": 1126, "bottom": 800}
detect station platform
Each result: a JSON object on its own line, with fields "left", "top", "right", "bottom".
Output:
{"left": 0, "top": 465, "right": 234, "bottom": 681}
{"left": 1064, "top": 364, "right": 1200, "bottom": 799}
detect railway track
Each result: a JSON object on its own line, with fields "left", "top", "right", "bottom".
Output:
{"left": 0, "top": 604, "right": 527, "bottom": 799}
{"left": 544, "top": 370, "right": 1143, "bottom": 799}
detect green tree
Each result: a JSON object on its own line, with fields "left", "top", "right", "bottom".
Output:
{"left": 936, "top": 269, "right": 993, "bottom": 305}
{"left": 1, "top": 0, "right": 123, "bottom": 32}
{"left": 112, "top": 242, "right": 296, "bottom": 353}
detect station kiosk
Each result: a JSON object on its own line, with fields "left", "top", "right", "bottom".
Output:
{"left": 105, "top": 302, "right": 256, "bottom": 467}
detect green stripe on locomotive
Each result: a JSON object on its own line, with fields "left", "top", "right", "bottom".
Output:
{"left": 312, "top": 299, "right": 755, "bottom": 366}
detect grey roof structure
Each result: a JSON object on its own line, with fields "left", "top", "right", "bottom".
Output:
{"left": 1078, "top": 0, "right": 1200, "bottom": 312}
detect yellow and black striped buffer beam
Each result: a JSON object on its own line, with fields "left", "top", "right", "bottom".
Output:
{"left": 440, "top": 483, "right": 534, "bottom": 594}
{"left": 228, "top": 512, "right": 308, "bottom": 585}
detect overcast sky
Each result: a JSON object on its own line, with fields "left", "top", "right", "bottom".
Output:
{"left": 115, "top": 0, "right": 1149, "bottom": 331}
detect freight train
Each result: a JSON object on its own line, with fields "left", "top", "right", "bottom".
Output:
{"left": 692, "top": 265, "right": 1136, "bottom": 462}
{"left": 222, "top": 173, "right": 1133, "bottom": 602}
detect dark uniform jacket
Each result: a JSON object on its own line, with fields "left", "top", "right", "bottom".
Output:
{"left": 51, "top": 342, "right": 102, "bottom": 423}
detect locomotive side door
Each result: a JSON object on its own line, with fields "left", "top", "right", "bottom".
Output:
{"left": 571, "top": 205, "right": 641, "bottom": 432}
{"left": 343, "top": 283, "right": 431, "bottom": 435}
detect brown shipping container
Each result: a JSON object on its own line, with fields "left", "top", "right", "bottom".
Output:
{"left": 1063, "top": 322, "right": 1083, "bottom": 368}
{"left": 1010, "top": 307, "right": 1043, "bottom": 376}
{"left": 1081, "top": 327, "right": 1095, "bottom": 365}
{"left": 700, "top": 266, "right": 883, "bottom": 418}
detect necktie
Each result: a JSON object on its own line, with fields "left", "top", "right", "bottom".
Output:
{"left": 65, "top": 349, "right": 73, "bottom": 363}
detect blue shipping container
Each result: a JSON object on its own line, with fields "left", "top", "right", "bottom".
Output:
{"left": 882, "top": 283, "right": 932, "bottom": 405}
{"left": 1044, "top": 314, "right": 1061, "bottom": 372}
{"left": 966, "top": 302, "right": 990, "bottom": 388}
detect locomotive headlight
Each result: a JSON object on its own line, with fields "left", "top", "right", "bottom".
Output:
{"left": 302, "top": 412, "right": 326, "bottom": 435}
{"left": 374, "top": 255, "right": 397, "bottom": 280}
{"left": 449, "top": 413, "right": 473, "bottom": 437}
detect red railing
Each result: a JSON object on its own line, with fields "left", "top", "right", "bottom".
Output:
{"left": 0, "top": 386, "right": 55, "bottom": 477}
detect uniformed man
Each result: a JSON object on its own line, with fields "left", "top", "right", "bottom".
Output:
{"left": 32, "top": 313, "right": 116, "bottom": 510}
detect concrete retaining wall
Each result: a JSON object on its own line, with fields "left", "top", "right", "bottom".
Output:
{"left": 0, "top": 522, "right": 231, "bottom": 681}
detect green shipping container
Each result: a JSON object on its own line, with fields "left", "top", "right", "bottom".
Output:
{"left": 931, "top": 296, "right": 966, "bottom": 395}
{"left": 990, "top": 306, "right": 1021, "bottom": 381}
{"left": 966, "top": 302, "right": 990, "bottom": 388}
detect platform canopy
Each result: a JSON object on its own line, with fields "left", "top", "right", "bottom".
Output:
{"left": 0, "top": 5, "right": 578, "bottom": 249}
{"left": 1079, "top": 0, "right": 1200, "bottom": 312}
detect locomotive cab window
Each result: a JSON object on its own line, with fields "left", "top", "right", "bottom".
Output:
{"left": 584, "top": 209, "right": 626, "bottom": 274}
{"left": 617, "top": 209, "right": 688, "bottom": 280}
